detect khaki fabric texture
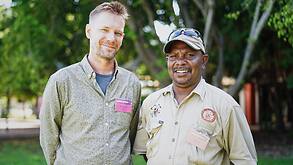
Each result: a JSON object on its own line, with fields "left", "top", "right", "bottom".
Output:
{"left": 40, "top": 55, "right": 141, "bottom": 165}
{"left": 134, "top": 79, "right": 257, "bottom": 165}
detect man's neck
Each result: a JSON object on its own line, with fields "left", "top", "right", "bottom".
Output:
{"left": 172, "top": 83, "right": 198, "bottom": 104}
{"left": 88, "top": 53, "right": 115, "bottom": 75}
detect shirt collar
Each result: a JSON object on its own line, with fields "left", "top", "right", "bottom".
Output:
{"left": 80, "top": 54, "right": 119, "bottom": 79}
{"left": 161, "top": 77, "right": 206, "bottom": 100}
{"left": 161, "top": 84, "right": 173, "bottom": 96}
{"left": 191, "top": 78, "right": 206, "bottom": 101}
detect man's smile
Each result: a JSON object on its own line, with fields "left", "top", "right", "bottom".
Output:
{"left": 173, "top": 67, "right": 191, "bottom": 74}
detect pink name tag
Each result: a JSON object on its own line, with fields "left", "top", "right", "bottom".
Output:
{"left": 186, "top": 128, "right": 210, "bottom": 151}
{"left": 115, "top": 99, "right": 132, "bottom": 113}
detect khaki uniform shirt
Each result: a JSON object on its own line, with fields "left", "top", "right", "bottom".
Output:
{"left": 134, "top": 79, "right": 257, "bottom": 165}
{"left": 40, "top": 55, "right": 141, "bottom": 165}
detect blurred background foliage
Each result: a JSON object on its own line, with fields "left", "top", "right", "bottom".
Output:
{"left": 0, "top": 0, "right": 292, "bottom": 127}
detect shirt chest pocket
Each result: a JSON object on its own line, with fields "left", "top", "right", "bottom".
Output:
{"left": 145, "top": 116, "right": 164, "bottom": 158}
{"left": 114, "top": 98, "right": 133, "bottom": 129}
{"left": 187, "top": 119, "right": 222, "bottom": 164}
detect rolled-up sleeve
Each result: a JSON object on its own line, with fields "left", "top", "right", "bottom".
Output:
{"left": 223, "top": 106, "right": 257, "bottom": 165}
{"left": 39, "top": 75, "right": 64, "bottom": 165}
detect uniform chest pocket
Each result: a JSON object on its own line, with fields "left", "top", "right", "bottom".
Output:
{"left": 145, "top": 117, "right": 164, "bottom": 158}
{"left": 187, "top": 118, "right": 222, "bottom": 164}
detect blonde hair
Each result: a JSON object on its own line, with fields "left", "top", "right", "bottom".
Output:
{"left": 89, "top": 1, "right": 129, "bottom": 22}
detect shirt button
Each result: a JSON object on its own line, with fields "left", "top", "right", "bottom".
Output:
{"left": 172, "top": 138, "right": 175, "bottom": 142}
{"left": 175, "top": 121, "right": 178, "bottom": 125}
{"left": 105, "top": 143, "right": 109, "bottom": 146}
{"left": 104, "top": 123, "right": 108, "bottom": 126}
{"left": 105, "top": 102, "right": 109, "bottom": 106}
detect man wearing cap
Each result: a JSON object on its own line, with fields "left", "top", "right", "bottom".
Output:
{"left": 133, "top": 28, "right": 257, "bottom": 165}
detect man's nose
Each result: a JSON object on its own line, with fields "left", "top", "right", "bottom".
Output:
{"left": 105, "top": 31, "right": 115, "bottom": 41}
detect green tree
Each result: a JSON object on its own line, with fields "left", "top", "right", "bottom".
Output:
{"left": 1, "top": 1, "right": 292, "bottom": 126}
{"left": 268, "top": 0, "right": 293, "bottom": 89}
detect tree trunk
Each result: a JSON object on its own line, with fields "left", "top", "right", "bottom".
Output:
{"left": 126, "top": 5, "right": 167, "bottom": 83}
{"left": 5, "top": 91, "right": 11, "bottom": 131}
{"left": 228, "top": 0, "right": 275, "bottom": 97}
{"left": 203, "top": 0, "right": 214, "bottom": 47}
{"left": 177, "top": 0, "right": 195, "bottom": 27}
{"left": 212, "top": 31, "right": 224, "bottom": 88}
{"left": 4, "top": 91, "right": 11, "bottom": 118}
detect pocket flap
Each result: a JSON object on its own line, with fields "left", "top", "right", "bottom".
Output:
{"left": 146, "top": 118, "right": 164, "bottom": 139}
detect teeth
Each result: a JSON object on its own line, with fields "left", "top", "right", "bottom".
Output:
{"left": 103, "top": 45, "right": 115, "bottom": 49}
{"left": 174, "top": 67, "right": 190, "bottom": 73}
{"left": 176, "top": 70, "right": 188, "bottom": 73}
{"left": 174, "top": 68, "right": 189, "bottom": 73}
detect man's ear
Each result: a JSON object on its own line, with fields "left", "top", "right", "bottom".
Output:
{"left": 202, "top": 54, "right": 209, "bottom": 70}
{"left": 85, "top": 24, "right": 91, "bottom": 39}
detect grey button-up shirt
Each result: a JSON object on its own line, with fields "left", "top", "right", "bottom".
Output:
{"left": 40, "top": 55, "right": 141, "bottom": 165}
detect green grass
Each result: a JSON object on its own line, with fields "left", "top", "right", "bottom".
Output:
{"left": 0, "top": 139, "right": 146, "bottom": 165}
{"left": 0, "top": 139, "right": 45, "bottom": 165}
{"left": 258, "top": 156, "right": 293, "bottom": 165}
{"left": 133, "top": 155, "right": 146, "bottom": 165}
{"left": 0, "top": 139, "right": 292, "bottom": 165}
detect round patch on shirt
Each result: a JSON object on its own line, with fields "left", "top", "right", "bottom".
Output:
{"left": 201, "top": 108, "right": 217, "bottom": 122}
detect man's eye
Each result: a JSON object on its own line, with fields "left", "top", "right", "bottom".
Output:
{"left": 169, "top": 55, "right": 177, "bottom": 60}
{"left": 186, "top": 53, "right": 196, "bottom": 59}
{"left": 115, "top": 32, "right": 123, "bottom": 37}
{"left": 100, "top": 29, "right": 108, "bottom": 32}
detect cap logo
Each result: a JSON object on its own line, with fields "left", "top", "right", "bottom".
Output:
{"left": 201, "top": 108, "right": 217, "bottom": 122}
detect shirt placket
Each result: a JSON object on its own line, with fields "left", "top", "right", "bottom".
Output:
{"left": 103, "top": 75, "right": 118, "bottom": 165}
{"left": 91, "top": 75, "right": 111, "bottom": 165}
{"left": 104, "top": 78, "right": 115, "bottom": 165}
{"left": 170, "top": 101, "right": 184, "bottom": 165}
{"left": 104, "top": 98, "right": 111, "bottom": 165}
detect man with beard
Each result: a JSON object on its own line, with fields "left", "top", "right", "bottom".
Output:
{"left": 133, "top": 28, "right": 257, "bottom": 165}
{"left": 40, "top": 2, "right": 141, "bottom": 165}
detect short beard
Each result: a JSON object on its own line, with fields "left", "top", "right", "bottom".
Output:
{"left": 96, "top": 49, "right": 116, "bottom": 60}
